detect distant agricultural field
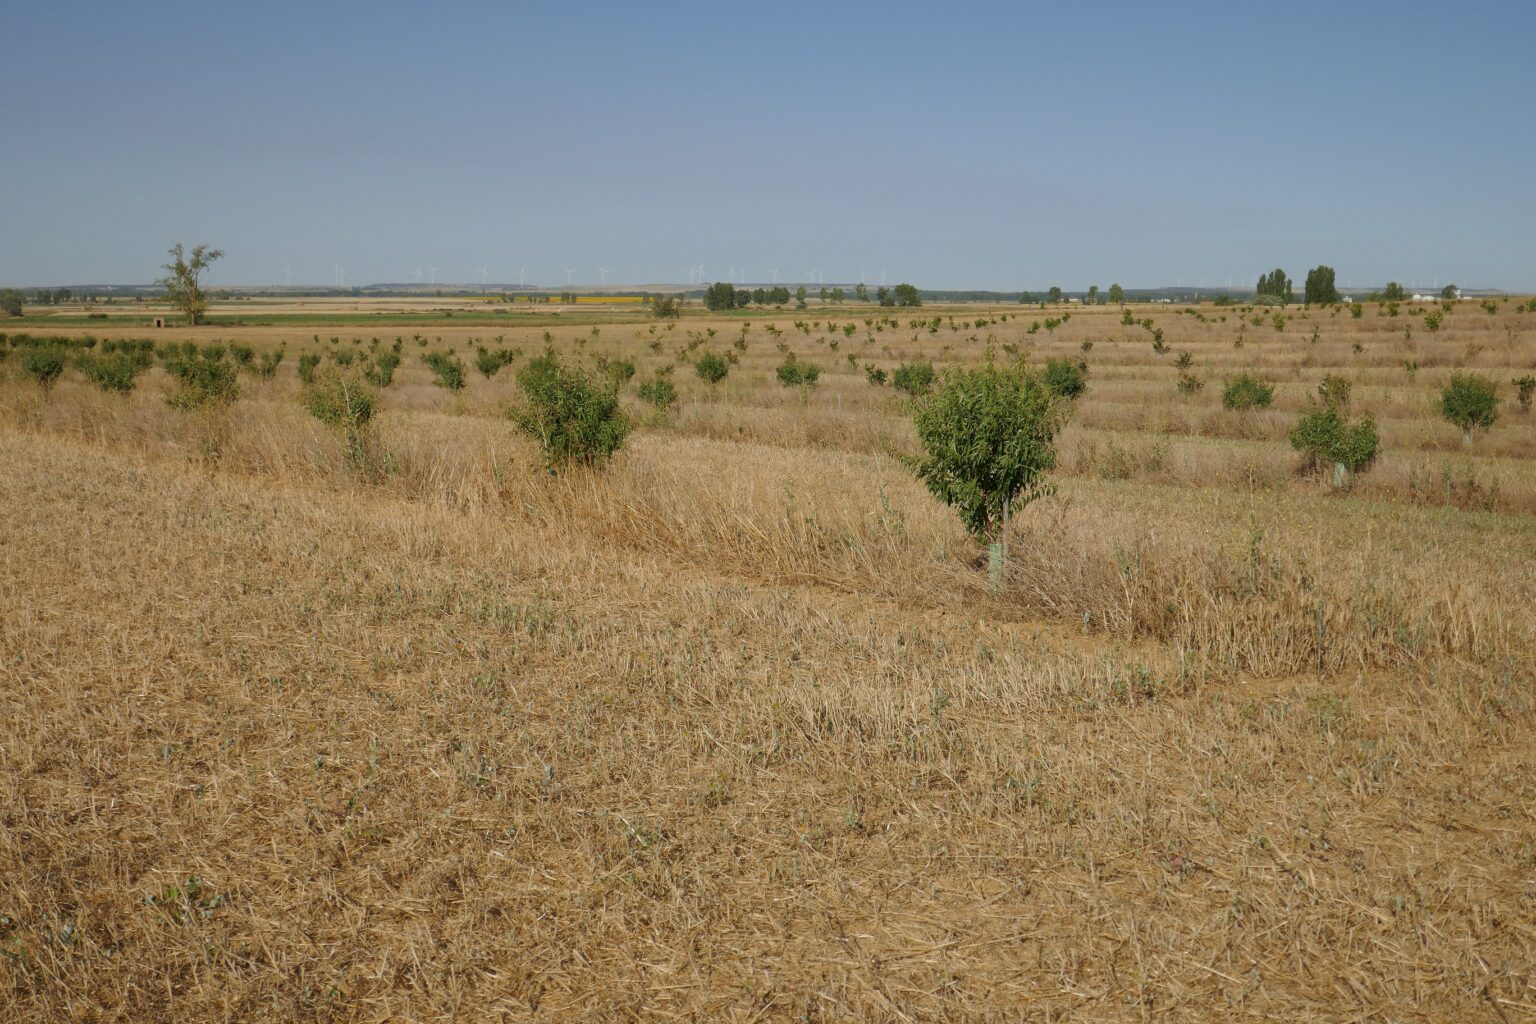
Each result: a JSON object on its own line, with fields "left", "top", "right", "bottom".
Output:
{"left": 2, "top": 296, "right": 1533, "bottom": 1020}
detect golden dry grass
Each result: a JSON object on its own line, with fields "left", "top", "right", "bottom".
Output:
{"left": 2, "top": 298, "right": 1534, "bottom": 1021}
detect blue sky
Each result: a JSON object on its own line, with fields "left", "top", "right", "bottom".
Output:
{"left": 5, "top": 1, "right": 1533, "bottom": 290}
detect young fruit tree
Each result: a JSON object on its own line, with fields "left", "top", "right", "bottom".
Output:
{"left": 911, "top": 364, "right": 1062, "bottom": 591}
{"left": 1221, "top": 373, "right": 1275, "bottom": 411}
{"left": 158, "top": 243, "right": 224, "bottom": 325}
{"left": 1438, "top": 373, "right": 1499, "bottom": 445}
{"left": 301, "top": 370, "right": 383, "bottom": 479}
{"left": 512, "top": 352, "right": 629, "bottom": 470}
{"left": 1289, "top": 379, "right": 1377, "bottom": 488}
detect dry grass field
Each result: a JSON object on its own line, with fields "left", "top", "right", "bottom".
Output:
{"left": 3, "top": 297, "right": 1535, "bottom": 1021}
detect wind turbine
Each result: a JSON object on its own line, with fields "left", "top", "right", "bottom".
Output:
{"left": 565, "top": 267, "right": 576, "bottom": 286}
{"left": 412, "top": 265, "right": 422, "bottom": 284}
{"left": 770, "top": 267, "right": 779, "bottom": 284}
{"left": 429, "top": 267, "right": 438, "bottom": 285}
{"left": 518, "top": 266, "right": 527, "bottom": 288}
{"left": 285, "top": 265, "right": 292, "bottom": 286}
{"left": 880, "top": 269, "right": 886, "bottom": 286}
{"left": 805, "top": 269, "right": 816, "bottom": 286}
{"left": 597, "top": 266, "right": 609, "bottom": 286}
{"left": 480, "top": 265, "right": 488, "bottom": 286}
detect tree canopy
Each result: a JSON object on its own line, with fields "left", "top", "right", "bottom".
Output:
{"left": 1304, "top": 265, "right": 1340, "bottom": 305}
{"left": 158, "top": 243, "right": 224, "bottom": 325}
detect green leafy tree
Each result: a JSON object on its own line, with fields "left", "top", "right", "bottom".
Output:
{"left": 1438, "top": 373, "right": 1499, "bottom": 444}
{"left": 1108, "top": 283, "right": 1125, "bottom": 305}
{"left": 1440, "top": 284, "right": 1459, "bottom": 301}
{"left": 0, "top": 288, "right": 23, "bottom": 317}
{"left": 911, "top": 364, "right": 1063, "bottom": 589}
{"left": 1047, "top": 286, "right": 1063, "bottom": 305}
{"left": 854, "top": 283, "right": 868, "bottom": 302}
{"left": 1303, "top": 265, "right": 1340, "bottom": 305}
{"left": 1289, "top": 378, "right": 1376, "bottom": 486}
{"left": 704, "top": 282, "right": 737, "bottom": 311}
{"left": 158, "top": 243, "right": 224, "bottom": 325}
{"left": 893, "top": 283, "right": 921, "bottom": 307}
{"left": 512, "top": 352, "right": 629, "bottom": 469}
{"left": 1256, "top": 268, "right": 1294, "bottom": 305}
{"left": 1381, "top": 281, "right": 1406, "bottom": 301}
{"left": 1087, "top": 285, "right": 1099, "bottom": 305}
{"left": 651, "top": 294, "right": 681, "bottom": 319}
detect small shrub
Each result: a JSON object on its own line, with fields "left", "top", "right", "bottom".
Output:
{"left": 229, "top": 344, "right": 255, "bottom": 366}
{"left": 694, "top": 351, "right": 729, "bottom": 385}
{"left": 1221, "top": 373, "right": 1275, "bottom": 411}
{"left": 911, "top": 364, "right": 1063, "bottom": 588}
{"left": 1176, "top": 372, "right": 1204, "bottom": 395}
{"left": 1290, "top": 394, "right": 1378, "bottom": 488}
{"left": 297, "top": 352, "right": 322, "bottom": 384}
{"left": 365, "top": 350, "right": 400, "bottom": 388}
{"left": 22, "top": 347, "right": 66, "bottom": 392}
{"left": 512, "top": 352, "right": 629, "bottom": 470}
{"left": 892, "top": 361, "right": 936, "bottom": 397}
{"left": 865, "top": 364, "right": 887, "bottom": 386}
{"left": 302, "top": 370, "right": 383, "bottom": 479}
{"left": 1439, "top": 373, "right": 1499, "bottom": 443}
{"left": 256, "top": 349, "right": 285, "bottom": 379}
{"left": 78, "top": 353, "right": 145, "bottom": 394}
{"left": 1513, "top": 375, "right": 1535, "bottom": 412}
{"left": 422, "top": 350, "right": 466, "bottom": 391}
{"left": 637, "top": 374, "right": 677, "bottom": 412}
{"left": 598, "top": 356, "right": 636, "bottom": 385}
{"left": 1316, "top": 375, "right": 1352, "bottom": 411}
{"left": 776, "top": 355, "right": 821, "bottom": 389}
{"left": 1041, "top": 358, "right": 1087, "bottom": 399}
{"left": 476, "top": 346, "right": 516, "bottom": 379}
{"left": 165, "top": 356, "right": 239, "bottom": 410}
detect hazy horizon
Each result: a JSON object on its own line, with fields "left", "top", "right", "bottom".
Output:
{"left": 6, "top": 0, "right": 1534, "bottom": 291}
